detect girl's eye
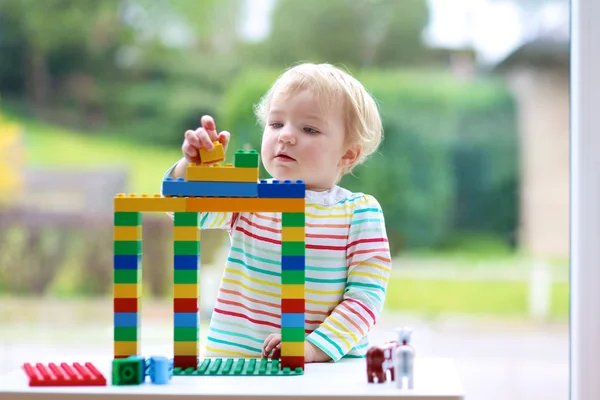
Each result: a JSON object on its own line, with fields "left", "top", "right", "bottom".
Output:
{"left": 270, "top": 123, "right": 283, "bottom": 129}
{"left": 304, "top": 127, "right": 319, "bottom": 134}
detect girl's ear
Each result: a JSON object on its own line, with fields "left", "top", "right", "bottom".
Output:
{"left": 339, "top": 143, "right": 362, "bottom": 170}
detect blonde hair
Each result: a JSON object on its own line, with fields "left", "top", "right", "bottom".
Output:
{"left": 254, "top": 63, "right": 383, "bottom": 175}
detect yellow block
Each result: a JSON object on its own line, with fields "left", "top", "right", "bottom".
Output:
{"left": 174, "top": 284, "right": 199, "bottom": 298}
{"left": 186, "top": 198, "right": 304, "bottom": 213}
{"left": 173, "top": 226, "right": 200, "bottom": 241}
{"left": 114, "top": 283, "right": 142, "bottom": 298}
{"left": 199, "top": 141, "right": 225, "bottom": 164}
{"left": 114, "top": 341, "right": 140, "bottom": 357}
{"left": 114, "top": 226, "right": 142, "bottom": 241}
{"left": 186, "top": 163, "right": 259, "bottom": 182}
{"left": 282, "top": 227, "right": 305, "bottom": 242}
{"left": 281, "top": 341, "right": 304, "bottom": 357}
{"left": 174, "top": 341, "right": 198, "bottom": 356}
{"left": 282, "top": 284, "right": 305, "bottom": 299}
{"left": 114, "top": 194, "right": 187, "bottom": 212}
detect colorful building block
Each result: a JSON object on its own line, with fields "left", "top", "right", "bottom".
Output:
{"left": 258, "top": 180, "right": 306, "bottom": 198}
{"left": 149, "top": 356, "right": 172, "bottom": 384}
{"left": 186, "top": 163, "right": 258, "bottom": 182}
{"left": 162, "top": 178, "right": 258, "bottom": 197}
{"left": 23, "top": 362, "right": 107, "bottom": 386}
{"left": 171, "top": 358, "right": 303, "bottom": 376}
{"left": 113, "top": 146, "right": 306, "bottom": 372}
{"left": 234, "top": 149, "right": 260, "bottom": 168}
{"left": 112, "top": 357, "right": 145, "bottom": 385}
{"left": 199, "top": 141, "right": 225, "bottom": 164}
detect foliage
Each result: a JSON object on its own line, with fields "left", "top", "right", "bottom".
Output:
{"left": 219, "top": 68, "right": 519, "bottom": 253}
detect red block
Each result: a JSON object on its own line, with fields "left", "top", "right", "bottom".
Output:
{"left": 174, "top": 298, "right": 198, "bottom": 313}
{"left": 174, "top": 356, "right": 198, "bottom": 370}
{"left": 114, "top": 298, "right": 139, "bottom": 313}
{"left": 281, "top": 356, "right": 304, "bottom": 371}
{"left": 281, "top": 298, "right": 305, "bottom": 313}
{"left": 23, "top": 362, "right": 107, "bottom": 386}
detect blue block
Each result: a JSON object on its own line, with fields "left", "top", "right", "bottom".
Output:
{"left": 162, "top": 178, "right": 258, "bottom": 197}
{"left": 281, "top": 313, "right": 305, "bottom": 328}
{"left": 281, "top": 256, "right": 305, "bottom": 271}
{"left": 114, "top": 312, "right": 139, "bottom": 327}
{"left": 114, "top": 255, "right": 141, "bottom": 270}
{"left": 149, "top": 356, "right": 171, "bottom": 384}
{"left": 174, "top": 312, "right": 198, "bottom": 327}
{"left": 174, "top": 255, "right": 199, "bottom": 270}
{"left": 258, "top": 180, "right": 305, "bottom": 198}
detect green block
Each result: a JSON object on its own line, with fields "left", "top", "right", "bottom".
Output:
{"left": 282, "top": 212, "right": 305, "bottom": 227}
{"left": 234, "top": 149, "right": 259, "bottom": 168}
{"left": 172, "top": 357, "right": 303, "bottom": 376}
{"left": 282, "top": 241, "right": 304, "bottom": 256}
{"left": 174, "top": 241, "right": 199, "bottom": 255}
{"left": 114, "top": 327, "right": 138, "bottom": 342}
{"left": 174, "top": 212, "right": 199, "bottom": 227}
{"left": 114, "top": 212, "right": 141, "bottom": 226}
{"left": 174, "top": 269, "right": 198, "bottom": 284}
{"left": 174, "top": 327, "right": 198, "bottom": 342}
{"left": 114, "top": 241, "right": 142, "bottom": 255}
{"left": 281, "top": 327, "right": 305, "bottom": 342}
{"left": 114, "top": 269, "right": 142, "bottom": 284}
{"left": 112, "top": 357, "right": 144, "bottom": 385}
{"left": 282, "top": 270, "right": 305, "bottom": 285}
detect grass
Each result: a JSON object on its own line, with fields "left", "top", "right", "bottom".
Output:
{"left": 3, "top": 111, "right": 181, "bottom": 193}
{"left": 385, "top": 276, "right": 569, "bottom": 319}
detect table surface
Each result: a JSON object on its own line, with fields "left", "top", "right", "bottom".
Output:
{"left": 0, "top": 356, "right": 464, "bottom": 400}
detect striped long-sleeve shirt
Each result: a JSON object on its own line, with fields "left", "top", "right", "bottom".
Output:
{"left": 163, "top": 169, "right": 392, "bottom": 362}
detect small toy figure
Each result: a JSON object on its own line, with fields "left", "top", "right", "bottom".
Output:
{"left": 366, "top": 340, "right": 399, "bottom": 383}
{"left": 394, "top": 327, "right": 415, "bottom": 389}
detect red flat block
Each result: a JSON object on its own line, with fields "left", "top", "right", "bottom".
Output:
{"left": 174, "top": 298, "right": 198, "bottom": 313}
{"left": 23, "top": 362, "right": 107, "bottom": 386}
{"left": 280, "top": 356, "right": 304, "bottom": 371}
{"left": 174, "top": 356, "right": 198, "bottom": 370}
{"left": 114, "top": 298, "right": 139, "bottom": 313}
{"left": 281, "top": 298, "right": 305, "bottom": 313}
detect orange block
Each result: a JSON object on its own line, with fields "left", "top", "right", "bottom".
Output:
{"left": 186, "top": 163, "right": 258, "bottom": 182}
{"left": 185, "top": 198, "right": 304, "bottom": 213}
{"left": 199, "top": 141, "right": 225, "bottom": 164}
{"left": 114, "top": 194, "right": 187, "bottom": 212}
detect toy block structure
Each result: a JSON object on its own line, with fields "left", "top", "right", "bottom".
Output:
{"left": 113, "top": 143, "right": 306, "bottom": 373}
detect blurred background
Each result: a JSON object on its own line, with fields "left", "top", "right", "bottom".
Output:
{"left": 0, "top": 0, "right": 568, "bottom": 398}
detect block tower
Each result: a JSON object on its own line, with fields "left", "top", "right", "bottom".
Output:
{"left": 113, "top": 142, "right": 306, "bottom": 372}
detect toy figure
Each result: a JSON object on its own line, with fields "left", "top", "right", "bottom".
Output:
{"left": 394, "top": 328, "right": 415, "bottom": 389}
{"left": 366, "top": 340, "right": 399, "bottom": 383}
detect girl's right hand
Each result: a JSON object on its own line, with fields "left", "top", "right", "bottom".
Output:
{"left": 182, "top": 115, "right": 231, "bottom": 165}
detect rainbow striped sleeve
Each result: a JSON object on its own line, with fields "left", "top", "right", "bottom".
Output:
{"left": 161, "top": 163, "right": 236, "bottom": 230}
{"left": 306, "top": 194, "right": 391, "bottom": 362}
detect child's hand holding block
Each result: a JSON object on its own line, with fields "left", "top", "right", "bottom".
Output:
{"left": 199, "top": 141, "right": 225, "bottom": 164}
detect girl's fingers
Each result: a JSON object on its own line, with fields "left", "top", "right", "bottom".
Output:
{"left": 201, "top": 115, "right": 218, "bottom": 142}
{"left": 218, "top": 131, "right": 231, "bottom": 151}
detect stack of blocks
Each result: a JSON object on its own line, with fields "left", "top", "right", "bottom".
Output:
{"left": 113, "top": 142, "right": 307, "bottom": 374}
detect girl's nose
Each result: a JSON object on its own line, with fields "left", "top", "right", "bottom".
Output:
{"left": 278, "top": 126, "right": 296, "bottom": 145}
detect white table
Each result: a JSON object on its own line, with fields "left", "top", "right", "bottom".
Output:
{"left": 0, "top": 357, "right": 464, "bottom": 400}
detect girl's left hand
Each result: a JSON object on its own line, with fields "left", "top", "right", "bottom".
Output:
{"left": 262, "top": 333, "right": 282, "bottom": 358}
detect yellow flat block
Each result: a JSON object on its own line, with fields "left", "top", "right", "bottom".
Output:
{"left": 282, "top": 227, "right": 305, "bottom": 242}
{"left": 114, "top": 283, "right": 142, "bottom": 298}
{"left": 114, "top": 226, "right": 142, "bottom": 241}
{"left": 281, "top": 341, "right": 305, "bottom": 357}
{"left": 114, "top": 194, "right": 187, "bottom": 212}
{"left": 185, "top": 198, "right": 304, "bottom": 213}
{"left": 282, "top": 284, "right": 305, "bottom": 299}
{"left": 174, "top": 283, "right": 199, "bottom": 298}
{"left": 186, "top": 163, "right": 259, "bottom": 182}
{"left": 174, "top": 341, "right": 198, "bottom": 356}
{"left": 199, "top": 141, "right": 225, "bottom": 164}
{"left": 173, "top": 226, "right": 200, "bottom": 241}
{"left": 114, "top": 341, "right": 140, "bottom": 357}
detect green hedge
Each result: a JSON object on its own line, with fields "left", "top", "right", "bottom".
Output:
{"left": 218, "top": 68, "right": 518, "bottom": 253}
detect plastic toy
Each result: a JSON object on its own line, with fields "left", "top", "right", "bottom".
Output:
{"left": 149, "top": 356, "right": 172, "bottom": 384}
{"left": 113, "top": 143, "right": 306, "bottom": 373}
{"left": 23, "top": 362, "right": 106, "bottom": 386}
{"left": 394, "top": 328, "right": 415, "bottom": 389}
{"left": 365, "top": 340, "right": 400, "bottom": 383}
